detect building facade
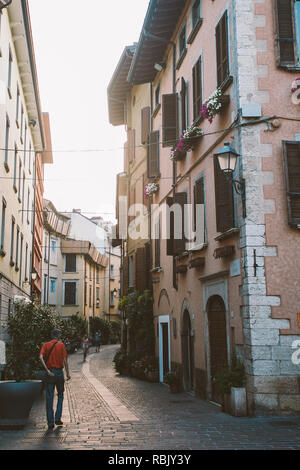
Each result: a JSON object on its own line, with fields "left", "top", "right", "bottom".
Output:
{"left": 111, "top": 0, "right": 300, "bottom": 415}
{"left": 0, "top": 0, "right": 50, "bottom": 357}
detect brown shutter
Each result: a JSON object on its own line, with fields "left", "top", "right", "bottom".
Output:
{"left": 214, "top": 156, "right": 234, "bottom": 233}
{"left": 192, "top": 57, "right": 202, "bottom": 120}
{"left": 193, "top": 177, "right": 205, "bottom": 232}
{"left": 166, "top": 196, "right": 174, "bottom": 256}
{"left": 274, "top": 0, "right": 296, "bottom": 66}
{"left": 128, "top": 187, "right": 135, "bottom": 224}
{"left": 216, "top": 10, "right": 229, "bottom": 87}
{"left": 148, "top": 130, "right": 160, "bottom": 178}
{"left": 141, "top": 106, "right": 151, "bottom": 145}
{"left": 283, "top": 141, "right": 300, "bottom": 226}
{"left": 181, "top": 77, "right": 187, "bottom": 133}
{"left": 124, "top": 142, "right": 128, "bottom": 173}
{"left": 128, "top": 128, "right": 135, "bottom": 163}
{"left": 162, "top": 93, "right": 178, "bottom": 147}
{"left": 154, "top": 217, "right": 160, "bottom": 268}
{"left": 143, "top": 172, "right": 150, "bottom": 212}
{"left": 144, "top": 241, "right": 151, "bottom": 290}
{"left": 135, "top": 247, "right": 146, "bottom": 293}
{"left": 173, "top": 192, "right": 187, "bottom": 255}
{"left": 122, "top": 255, "right": 129, "bottom": 296}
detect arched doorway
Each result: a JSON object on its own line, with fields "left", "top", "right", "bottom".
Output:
{"left": 182, "top": 309, "right": 194, "bottom": 391}
{"left": 207, "top": 295, "right": 228, "bottom": 403}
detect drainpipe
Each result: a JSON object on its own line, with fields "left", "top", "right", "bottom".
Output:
{"left": 0, "top": 1, "right": 12, "bottom": 10}
{"left": 143, "top": 29, "right": 178, "bottom": 290}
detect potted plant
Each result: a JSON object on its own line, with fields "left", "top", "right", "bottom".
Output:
{"left": 164, "top": 371, "right": 180, "bottom": 393}
{"left": 113, "top": 349, "right": 131, "bottom": 376}
{"left": 213, "top": 357, "right": 247, "bottom": 416}
{"left": 0, "top": 299, "right": 61, "bottom": 428}
{"left": 144, "top": 182, "right": 159, "bottom": 197}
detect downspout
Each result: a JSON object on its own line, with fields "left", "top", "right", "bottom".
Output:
{"left": 30, "top": 152, "right": 37, "bottom": 299}
{"left": 143, "top": 29, "right": 178, "bottom": 290}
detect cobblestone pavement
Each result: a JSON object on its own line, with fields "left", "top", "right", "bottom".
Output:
{"left": 1, "top": 344, "right": 300, "bottom": 451}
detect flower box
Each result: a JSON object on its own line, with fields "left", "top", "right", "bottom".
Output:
{"left": 170, "top": 147, "right": 187, "bottom": 161}
{"left": 145, "top": 182, "right": 159, "bottom": 197}
{"left": 213, "top": 245, "right": 235, "bottom": 259}
{"left": 189, "top": 257, "right": 205, "bottom": 269}
{"left": 176, "top": 264, "right": 188, "bottom": 274}
{"left": 219, "top": 94, "right": 230, "bottom": 109}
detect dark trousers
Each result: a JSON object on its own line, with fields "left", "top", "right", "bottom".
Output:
{"left": 45, "top": 369, "right": 65, "bottom": 426}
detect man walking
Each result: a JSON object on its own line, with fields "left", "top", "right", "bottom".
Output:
{"left": 40, "top": 329, "right": 71, "bottom": 430}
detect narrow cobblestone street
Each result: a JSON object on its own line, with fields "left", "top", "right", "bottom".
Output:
{"left": 0, "top": 344, "right": 300, "bottom": 451}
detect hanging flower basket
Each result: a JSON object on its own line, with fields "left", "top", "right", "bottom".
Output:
{"left": 170, "top": 125, "right": 203, "bottom": 161}
{"left": 291, "top": 78, "right": 300, "bottom": 104}
{"left": 144, "top": 182, "right": 159, "bottom": 197}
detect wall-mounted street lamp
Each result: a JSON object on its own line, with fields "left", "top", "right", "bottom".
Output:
{"left": 31, "top": 269, "right": 37, "bottom": 282}
{"left": 214, "top": 142, "right": 246, "bottom": 218}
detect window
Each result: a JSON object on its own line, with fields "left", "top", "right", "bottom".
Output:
{"left": 89, "top": 285, "right": 92, "bottom": 307}
{"left": 18, "top": 160, "right": 22, "bottom": 201}
{"left": 7, "top": 48, "right": 12, "bottom": 97}
{"left": 50, "top": 278, "right": 56, "bottom": 293}
{"left": 155, "top": 83, "right": 160, "bottom": 108}
{"left": 21, "top": 172, "right": 25, "bottom": 222}
{"left": 166, "top": 192, "right": 188, "bottom": 256}
{"left": 282, "top": 141, "right": 300, "bottom": 226}
{"left": 24, "top": 243, "right": 28, "bottom": 281}
{"left": 216, "top": 10, "right": 229, "bottom": 87}
{"left": 19, "top": 234, "right": 23, "bottom": 286}
{"left": 50, "top": 237, "right": 57, "bottom": 265}
{"left": 24, "top": 122, "right": 27, "bottom": 166}
{"left": 65, "top": 253, "right": 77, "bottom": 272}
{"left": 162, "top": 93, "right": 178, "bottom": 147}
{"left": 178, "top": 25, "right": 186, "bottom": 58}
{"left": 10, "top": 217, "right": 15, "bottom": 265}
{"left": 16, "top": 85, "right": 20, "bottom": 126}
{"left": 49, "top": 278, "right": 57, "bottom": 305}
{"left": 128, "top": 255, "right": 134, "bottom": 288}
{"left": 193, "top": 176, "right": 206, "bottom": 246}
{"left": 1, "top": 198, "right": 6, "bottom": 253}
{"left": 192, "top": 57, "right": 202, "bottom": 121}
{"left": 192, "top": 0, "right": 201, "bottom": 29}
{"left": 214, "top": 156, "right": 235, "bottom": 233}
{"left": 63, "top": 281, "right": 78, "bottom": 306}
{"left": 29, "top": 142, "right": 32, "bottom": 173}
{"left": 15, "top": 226, "right": 19, "bottom": 269}
{"left": 4, "top": 115, "right": 10, "bottom": 170}
{"left": 96, "top": 287, "right": 100, "bottom": 306}
{"left": 110, "top": 291, "right": 115, "bottom": 307}
{"left": 180, "top": 77, "right": 188, "bottom": 135}
{"left": 96, "top": 267, "right": 99, "bottom": 283}
{"left": 20, "top": 105, "right": 24, "bottom": 143}
{"left": 275, "top": 0, "right": 300, "bottom": 67}
{"left": 110, "top": 264, "right": 114, "bottom": 279}
{"left": 13, "top": 145, "right": 17, "bottom": 192}
{"left": 141, "top": 106, "right": 151, "bottom": 145}
{"left": 27, "top": 189, "right": 30, "bottom": 224}
{"left": 148, "top": 130, "right": 160, "bottom": 178}
{"left": 154, "top": 216, "right": 160, "bottom": 268}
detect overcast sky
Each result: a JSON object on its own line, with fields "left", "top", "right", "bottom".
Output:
{"left": 28, "top": 0, "right": 149, "bottom": 222}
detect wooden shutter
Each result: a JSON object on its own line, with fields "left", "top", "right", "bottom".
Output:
{"left": 128, "top": 187, "right": 135, "bottom": 224}
{"left": 214, "top": 156, "right": 234, "bottom": 233}
{"left": 173, "top": 192, "right": 187, "bottom": 255}
{"left": 181, "top": 77, "right": 187, "bottom": 133}
{"left": 162, "top": 93, "right": 178, "bottom": 147}
{"left": 141, "top": 106, "right": 151, "bottom": 145}
{"left": 274, "top": 0, "right": 296, "bottom": 66}
{"left": 148, "top": 130, "right": 160, "bottom": 178}
{"left": 128, "top": 129, "right": 135, "bottom": 163}
{"left": 154, "top": 217, "right": 161, "bottom": 268}
{"left": 124, "top": 142, "right": 128, "bottom": 173}
{"left": 166, "top": 196, "right": 174, "bottom": 256}
{"left": 135, "top": 247, "right": 146, "bottom": 293}
{"left": 143, "top": 172, "right": 150, "bottom": 212}
{"left": 193, "top": 177, "right": 205, "bottom": 232}
{"left": 192, "top": 57, "right": 202, "bottom": 120}
{"left": 145, "top": 241, "right": 151, "bottom": 290}
{"left": 283, "top": 141, "right": 300, "bottom": 226}
{"left": 122, "top": 255, "right": 129, "bottom": 296}
{"left": 216, "top": 10, "right": 229, "bottom": 87}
